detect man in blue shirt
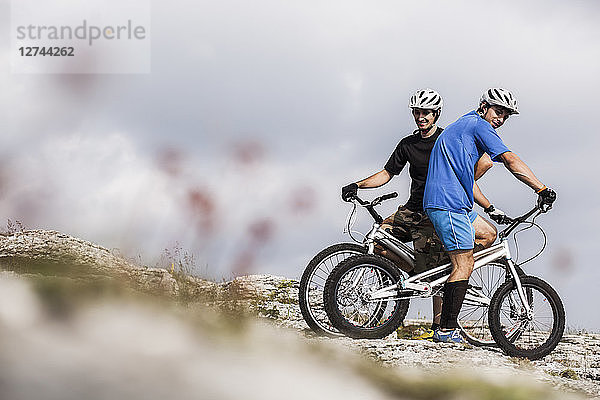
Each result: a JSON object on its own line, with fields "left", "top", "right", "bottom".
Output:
{"left": 423, "top": 88, "right": 556, "bottom": 343}
{"left": 342, "top": 89, "right": 497, "bottom": 339}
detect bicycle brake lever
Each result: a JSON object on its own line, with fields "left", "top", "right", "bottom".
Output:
{"left": 351, "top": 195, "right": 368, "bottom": 206}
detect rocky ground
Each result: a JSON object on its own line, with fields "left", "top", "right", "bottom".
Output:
{"left": 1, "top": 230, "right": 599, "bottom": 399}
{"left": 231, "top": 274, "right": 600, "bottom": 399}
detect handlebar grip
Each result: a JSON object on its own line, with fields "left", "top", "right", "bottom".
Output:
{"left": 537, "top": 188, "right": 557, "bottom": 205}
{"left": 543, "top": 192, "right": 556, "bottom": 204}
{"left": 380, "top": 192, "right": 398, "bottom": 201}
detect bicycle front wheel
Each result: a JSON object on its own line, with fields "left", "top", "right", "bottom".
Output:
{"left": 299, "top": 243, "right": 366, "bottom": 336}
{"left": 324, "top": 254, "right": 409, "bottom": 339}
{"left": 458, "top": 260, "right": 525, "bottom": 346}
{"left": 488, "top": 276, "right": 565, "bottom": 360}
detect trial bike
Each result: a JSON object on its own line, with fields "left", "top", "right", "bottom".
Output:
{"left": 323, "top": 196, "right": 564, "bottom": 360}
{"left": 299, "top": 192, "right": 526, "bottom": 346}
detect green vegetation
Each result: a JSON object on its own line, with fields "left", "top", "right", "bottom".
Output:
{"left": 356, "top": 360, "right": 554, "bottom": 400}
{"left": 548, "top": 369, "right": 579, "bottom": 380}
{"left": 509, "top": 357, "right": 536, "bottom": 371}
{"left": 395, "top": 322, "right": 431, "bottom": 339}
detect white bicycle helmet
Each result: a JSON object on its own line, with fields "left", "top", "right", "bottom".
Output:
{"left": 480, "top": 88, "right": 519, "bottom": 114}
{"left": 409, "top": 88, "right": 443, "bottom": 111}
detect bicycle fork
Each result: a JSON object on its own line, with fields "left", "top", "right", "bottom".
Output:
{"left": 502, "top": 240, "right": 533, "bottom": 319}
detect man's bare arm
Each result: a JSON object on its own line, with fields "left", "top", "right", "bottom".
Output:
{"left": 473, "top": 154, "right": 493, "bottom": 209}
{"left": 499, "top": 152, "right": 545, "bottom": 192}
{"left": 473, "top": 182, "right": 491, "bottom": 209}
{"left": 475, "top": 153, "right": 493, "bottom": 181}
{"left": 356, "top": 169, "right": 393, "bottom": 189}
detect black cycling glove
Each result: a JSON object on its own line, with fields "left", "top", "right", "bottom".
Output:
{"left": 341, "top": 183, "right": 358, "bottom": 202}
{"left": 537, "top": 187, "right": 557, "bottom": 206}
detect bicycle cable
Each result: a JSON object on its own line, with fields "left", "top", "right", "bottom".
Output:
{"left": 512, "top": 213, "right": 547, "bottom": 267}
{"left": 344, "top": 201, "right": 365, "bottom": 243}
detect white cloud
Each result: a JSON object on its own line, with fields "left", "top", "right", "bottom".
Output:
{"left": 1, "top": 131, "right": 355, "bottom": 278}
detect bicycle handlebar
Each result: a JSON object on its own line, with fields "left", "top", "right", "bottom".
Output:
{"left": 352, "top": 192, "right": 397, "bottom": 206}
{"left": 347, "top": 192, "right": 554, "bottom": 239}
{"left": 498, "top": 200, "right": 554, "bottom": 239}
{"left": 350, "top": 192, "right": 398, "bottom": 224}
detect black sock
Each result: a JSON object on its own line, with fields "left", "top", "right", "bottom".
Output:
{"left": 439, "top": 282, "right": 454, "bottom": 329}
{"left": 431, "top": 322, "right": 440, "bottom": 331}
{"left": 439, "top": 280, "right": 469, "bottom": 330}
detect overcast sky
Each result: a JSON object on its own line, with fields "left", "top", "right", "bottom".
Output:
{"left": 1, "top": 0, "right": 599, "bottom": 329}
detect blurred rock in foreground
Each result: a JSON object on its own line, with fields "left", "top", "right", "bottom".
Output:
{"left": 0, "top": 230, "right": 598, "bottom": 399}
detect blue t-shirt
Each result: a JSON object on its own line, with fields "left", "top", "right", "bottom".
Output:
{"left": 423, "top": 110, "right": 510, "bottom": 212}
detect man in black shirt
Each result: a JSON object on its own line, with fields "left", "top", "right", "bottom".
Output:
{"left": 341, "top": 89, "right": 496, "bottom": 336}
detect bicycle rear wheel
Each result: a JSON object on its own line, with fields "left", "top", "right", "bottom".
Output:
{"left": 299, "top": 243, "right": 366, "bottom": 336}
{"left": 324, "top": 254, "right": 409, "bottom": 339}
{"left": 458, "top": 260, "right": 525, "bottom": 346}
{"left": 488, "top": 276, "right": 565, "bottom": 360}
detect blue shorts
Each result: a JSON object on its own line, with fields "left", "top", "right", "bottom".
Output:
{"left": 425, "top": 208, "right": 478, "bottom": 251}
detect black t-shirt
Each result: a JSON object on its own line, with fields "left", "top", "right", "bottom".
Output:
{"left": 384, "top": 127, "right": 443, "bottom": 212}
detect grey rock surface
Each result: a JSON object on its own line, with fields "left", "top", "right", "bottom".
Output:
{"left": 236, "top": 275, "right": 600, "bottom": 399}
{"left": 0, "top": 230, "right": 178, "bottom": 294}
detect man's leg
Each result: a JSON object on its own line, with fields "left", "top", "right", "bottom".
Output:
{"left": 439, "top": 249, "right": 474, "bottom": 330}
{"left": 413, "top": 216, "right": 447, "bottom": 331}
{"left": 437, "top": 213, "right": 488, "bottom": 331}
{"left": 472, "top": 214, "right": 497, "bottom": 250}
{"left": 435, "top": 214, "right": 494, "bottom": 331}
{"left": 447, "top": 249, "right": 474, "bottom": 281}
{"left": 432, "top": 295, "right": 442, "bottom": 329}
{"left": 375, "top": 240, "right": 412, "bottom": 273}
{"left": 426, "top": 209, "right": 476, "bottom": 342}
{"left": 375, "top": 207, "right": 416, "bottom": 273}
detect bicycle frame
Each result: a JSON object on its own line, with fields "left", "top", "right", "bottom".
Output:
{"left": 358, "top": 214, "right": 536, "bottom": 316}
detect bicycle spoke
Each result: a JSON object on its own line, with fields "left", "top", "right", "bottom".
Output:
{"left": 459, "top": 262, "right": 508, "bottom": 345}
